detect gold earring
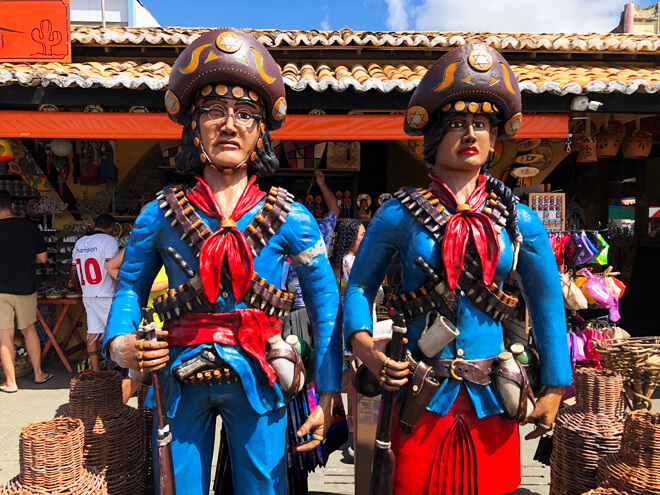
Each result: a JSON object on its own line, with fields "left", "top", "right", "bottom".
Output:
{"left": 490, "top": 148, "right": 495, "bottom": 154}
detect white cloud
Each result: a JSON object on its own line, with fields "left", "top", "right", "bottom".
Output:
{"left": 385, "top": 0, "right": 411, "bottom": 31}
{"left": 411, "top": 0, "right": 624, "bottom": 33}
{"left": 321, "top": 17, "right": 331, "bottom": 30}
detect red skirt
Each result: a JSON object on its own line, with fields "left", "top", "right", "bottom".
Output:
{"left": 391, "top": 387, "right": 520, "bottom": 495}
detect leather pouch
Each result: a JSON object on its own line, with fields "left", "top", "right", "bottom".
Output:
{"left": 417, "top": 311, "right": 460, "bottom": 359}
{"left": 398, "top": 352, "right": 440, "bottom": 434}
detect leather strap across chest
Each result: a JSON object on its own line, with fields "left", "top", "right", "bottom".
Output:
{"left": 153, "top": 185, "right": 295, "bottom": 321}
{"left": 390, "top": 187, "right": 518, "bottom": 322}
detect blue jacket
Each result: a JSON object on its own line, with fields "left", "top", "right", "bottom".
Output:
{"left": 103, "top": 197, "right": 342, "bottom": 417}
{"left": 343, "top": 198, "right": 572, "bottom": 418}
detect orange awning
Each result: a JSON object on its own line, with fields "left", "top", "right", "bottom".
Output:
{"left": 0, "top": 111, "right": 568, "bottom": 140}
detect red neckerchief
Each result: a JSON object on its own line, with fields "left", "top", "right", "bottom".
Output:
{"left": 428, "top": 174, "right": 500, "bottom": 291}
{"left": 187, "top": 175, "right": 266, "bottom": 303}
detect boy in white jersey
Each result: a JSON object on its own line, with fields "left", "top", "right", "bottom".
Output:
{"left": 69, "top": 214, "right": 118, "bottom": 371}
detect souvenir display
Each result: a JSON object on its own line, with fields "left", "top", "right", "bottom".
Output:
{"left": 530, "top": 192, "right": 565, "bottom": 233}
{"left": 357, "top": 193, "right": 371, "bottom": 220}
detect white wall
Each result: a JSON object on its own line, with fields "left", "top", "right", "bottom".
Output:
{"left": 70, "top": 0, "right": 160, "bottom": 27}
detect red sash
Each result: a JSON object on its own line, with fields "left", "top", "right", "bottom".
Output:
{"left": 166, "top": 309, "right": 282, "bottom": 386}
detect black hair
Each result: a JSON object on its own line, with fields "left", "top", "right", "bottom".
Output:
{"left": 94, "top": 213, "right": 115, "bottom": 230}
{"left": 174, "top": 111, "right": 280, "bottom": 177}
{"left": 0, "top": 190, "right": 12, "bottom": 211}
{"left": 330, "top": 219, "right": 361, "bottom": 270}
{"left": 422, "top": 109, "right": 520, "bottom": 245}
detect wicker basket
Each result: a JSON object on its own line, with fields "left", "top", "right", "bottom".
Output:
{"left": 1, "top": 467, "right": 107, "bottom": 495}
{"left": 66, "top": 371, "right": 143, "bottom": 495}
{"left": 550, "top": 368, "right": 625, "bottom": 495}
{"left": 599, "top": 411, "right": 660, "bottom": 495}
{"left": 582, "top": 489, "right": 628, "bottom": 495}
{"left": 593, "top": 337, "right": 660, "bottom": 411}
{"left": 0, "top": 361, "right": 32, "bottom": 380}
{"left": 0, "top": 417, "right": 107, "bottom": 495}
{"left": 68, "top": 371, "right": 125, "bottom": 420}
{"left": 137, "top": 384, "right": 154, "bottom": 495}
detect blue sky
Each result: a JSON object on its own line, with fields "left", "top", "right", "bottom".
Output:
{"left": 139, "top": 0, "right": 659, "bottom": 33}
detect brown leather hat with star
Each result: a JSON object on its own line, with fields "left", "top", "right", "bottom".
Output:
{"left": 404, "top": 44, "right": 522, "bottom": 139}
{"left": 165, "top": 28, "right": 287, "bottom": 130}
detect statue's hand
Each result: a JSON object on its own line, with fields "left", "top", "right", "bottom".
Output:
{"left": 296, "top": 392, "right": 334, "bottom": 452}
{"left": 108, "top": 330, "right": 169, "bottom": 373}
{"left": 522, "top": 386, "right": 565, "bottom": 440}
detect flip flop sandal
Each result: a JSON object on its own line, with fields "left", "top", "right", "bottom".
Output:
{"left": 35, "top": 373, "right": 53, "bottom": 384}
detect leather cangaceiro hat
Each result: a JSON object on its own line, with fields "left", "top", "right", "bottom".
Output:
{"left": 165, "top": 28, "right": 287, "bottom": 130}
{"left": 404, "top": 44, "right": 522, "bottom": 139}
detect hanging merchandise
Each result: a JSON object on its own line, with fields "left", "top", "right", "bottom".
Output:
{"left": 595, "top": 234, "right": 610, "bottom": 265}
{"left": 576, "top": 115, "right": 599, "bottom": 163}
{"left": 595, "top": 115, "right": 623, "bottom": 159}
{"left": 621, "top": 115, "right": 653, "bottom": 159}
{"left": 576, "top": 268, "right": 621, "bottom": 322}
{"left": 602, "top": 267, "right": 626, "bottom": 300}
{"left": 98, "top": 140, "right": 118, "bottom": 183}
{"left": 79, "top": 139, "right": 100, "bottom": 186}
{"left": 560, "top": 271, "right": 589, "bottom": 311}
{"left": 327, "top": 141, "right": 360, "bottom": 170}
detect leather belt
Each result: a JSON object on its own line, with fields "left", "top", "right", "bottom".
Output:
{"left": 429, "top": 356, "right": 497, "bottom": 386}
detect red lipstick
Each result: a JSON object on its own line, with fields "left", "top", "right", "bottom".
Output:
{"left": 458, "top": 146, "right": 478, "bottom": 154}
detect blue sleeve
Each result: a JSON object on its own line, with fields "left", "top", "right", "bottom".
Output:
{"left": 102, "top": 201, "right": 163, "bottom": 359}
{"left": 515, "top": 204, "right": 572, "bottom": 387}
{"left": 282, "top": 203, "right": 341, "bottom": 393}
{"left": 319, "top": 212, "right": 337, "bottom": 251}
{"left": 343, "top": 200, "right": 405, "bottom": 344}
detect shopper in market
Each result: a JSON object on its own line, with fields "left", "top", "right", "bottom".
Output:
{"left": 0, "top": 190, "right": 51, "bottom": 393}
{"left": 69, "top": 213, "right": 118, "bottom": 372}
{"left": 343, "top": 44, "right": 572, "bottom": 495}
{"left": 102, "top": 28, "right": 341, "bottom": 495}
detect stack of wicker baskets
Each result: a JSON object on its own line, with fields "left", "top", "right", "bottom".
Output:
{"left": 593, "top": 336, "right": 660, "bottom": 411}
{"left": 599, "top": 410, "right": 660, "bottom": 494}
{"left": 582, "top": 489, "right": 628, "bottom": 495}
{"left": 66, "top": 371, "right": 143, "bottom": 495}
{"left": 137, "top": 384, "right": 154, "bottom": 495}
{"left": 550, "top": 368, "right": 626, "bottom": 495}
{"left": 0, "top": 417, "right": 108, "bottom": 494}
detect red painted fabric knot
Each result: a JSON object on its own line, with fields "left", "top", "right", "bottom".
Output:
{"left": 428, "top": 174, "right": 500, "bottom": 291}
{"left": 187, "top": 175, "right": 266, "bottom": 302}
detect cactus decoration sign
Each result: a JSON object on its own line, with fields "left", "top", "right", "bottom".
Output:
{"left": 0, "top": 0, "right": 70, "bottom": 62}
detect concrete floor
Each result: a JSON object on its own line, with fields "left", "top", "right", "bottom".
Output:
{"left": 1, "top": 358, "right": 657, "bottom": 494}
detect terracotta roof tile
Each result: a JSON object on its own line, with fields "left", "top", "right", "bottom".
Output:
{"left": 70, "top": 26, "right": 660, "bottom": 53}
{"left": 2, "top": 60, "right": 660, "bottom": 96}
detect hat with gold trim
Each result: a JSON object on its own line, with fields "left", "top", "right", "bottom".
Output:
{"left": 404, "top": 44, "right": 522, "bottom": 139}
{"left": 166, "top": 28, "right": 286, "bottom": 130}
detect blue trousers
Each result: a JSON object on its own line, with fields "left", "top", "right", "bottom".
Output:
{"left": 154, "top": 380, "right": 288, "bottom": 495}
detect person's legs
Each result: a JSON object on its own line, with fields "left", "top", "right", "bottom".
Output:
{"left": 14, "top": 293, "right": 48, "bottom": 383}
{"left": 20, "top": 324, "right": 48, "bottom": 382}
{"left": 121, "top": 377, "right": 142, "bottom": 404}
{"left": 0, "top": 327, "right": 17, "bottom": 392}
{"left": 83, "top": 297, "right": 110, "bottom": 371}
{"left": 87, "top": 333, "right": 102, "bottom": 371}
{"left": 215, "top": 381, "right": 288, "bottom": 495}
